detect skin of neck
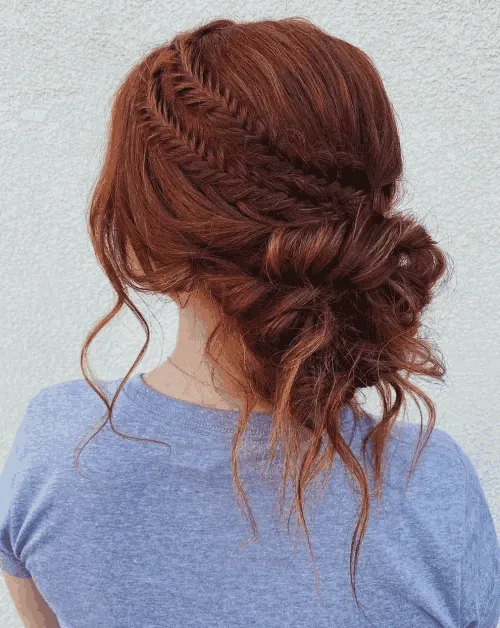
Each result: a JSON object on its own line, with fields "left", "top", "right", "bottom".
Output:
{"left": 143, "top": 291, "right": 273, "bottom": 414}
{"left": 127, "top": 243, "right": 272, "bottom": 413}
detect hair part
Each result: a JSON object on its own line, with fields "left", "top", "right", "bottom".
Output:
{"left": 74, "top": 17, "right": 451, "bottom": 619}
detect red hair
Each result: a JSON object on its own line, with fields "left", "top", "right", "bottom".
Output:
{"left": 75, "top": 17, "right": 450, "bottom": 612}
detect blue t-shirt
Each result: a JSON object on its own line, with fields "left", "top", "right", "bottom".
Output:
{"left": 1, "top": 373, "right": 499, "bottom": 628}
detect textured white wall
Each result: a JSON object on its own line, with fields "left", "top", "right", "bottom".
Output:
{"left": 1, "top": 1, "right": 499, "bottom": 625}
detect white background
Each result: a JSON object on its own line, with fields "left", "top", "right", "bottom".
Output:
{"left": 1, "top": 1, "right": 499, "bottom": 625}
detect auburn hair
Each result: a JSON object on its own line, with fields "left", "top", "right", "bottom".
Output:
{"left": 75, "top": 16, "right": 450, "bottom": 613}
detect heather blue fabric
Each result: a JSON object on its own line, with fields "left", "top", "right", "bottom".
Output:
{"left": 1, "top": 373, "right": 499, "bottom": 628}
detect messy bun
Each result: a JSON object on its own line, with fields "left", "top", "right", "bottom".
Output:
{"left": 77, "top": 17, "right": 450, "bottom": 612}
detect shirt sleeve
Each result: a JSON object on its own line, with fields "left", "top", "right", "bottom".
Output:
{"left": 452, "top": 439, "right": 500, "bottom": 628}
{"left": 0, "top": 390, "right": 47, "bottom": 578}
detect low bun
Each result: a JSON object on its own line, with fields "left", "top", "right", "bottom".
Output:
{"left": 219, "top": 202, "right": 445, "bottom": 375}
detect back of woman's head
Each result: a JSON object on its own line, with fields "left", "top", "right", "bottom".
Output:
{"left": 78, "top": 17, "right": 449, "bottom": 610}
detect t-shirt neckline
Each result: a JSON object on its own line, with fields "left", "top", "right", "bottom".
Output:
{"left": 119, "top": 371, "right": 357, "bottom": 440}
{"left": 120, "top": 371, "right": 275, "bottom": 438}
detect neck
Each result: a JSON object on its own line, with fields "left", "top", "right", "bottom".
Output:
{"left": 143, "top": 293, "right": 273, "bottom": 414}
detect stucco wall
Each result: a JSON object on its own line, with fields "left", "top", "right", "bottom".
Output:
{"left": 1, "top": 1, "right": 499, "bottom": 625}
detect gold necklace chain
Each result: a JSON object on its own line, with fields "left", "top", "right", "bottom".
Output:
{"left": 167, "top": 356, "right": 213, "bottom": 387}
{"left": 166, "top": 356, "right": 239, "bottom": 410}
{"left": 167, "top": 357, "right": 272, "bottom": 415}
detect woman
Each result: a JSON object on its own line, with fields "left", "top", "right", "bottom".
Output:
{"left": 1, "top": 17, "right": 499, "bottom": 628}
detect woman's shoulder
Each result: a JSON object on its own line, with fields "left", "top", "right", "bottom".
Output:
{"left": 348, "top": 415, "right": 475, "bottom": 501}
{"left": 29, "top": 375, "right": 122, "bottom": 408}
{"left": 388, "top": 419, "right": 473, "bottom": 479}
{"left": 11, "top": 376, "right": 124, "bottom": 463}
